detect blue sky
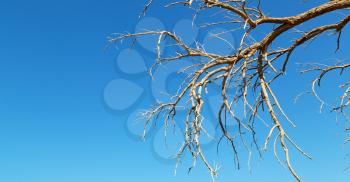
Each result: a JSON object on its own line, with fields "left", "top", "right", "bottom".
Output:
{"left": 0, "top": 0, "right": 350, "bottom": 181}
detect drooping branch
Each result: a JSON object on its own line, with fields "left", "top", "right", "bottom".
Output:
{"left": 112, "top": 0, "right": 350, "bottom": 181}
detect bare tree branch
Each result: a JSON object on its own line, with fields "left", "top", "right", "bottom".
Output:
{"left": 111, "top": 1, "right": 350, "bottom": 181}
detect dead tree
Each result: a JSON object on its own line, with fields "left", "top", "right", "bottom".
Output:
{"left": 109, "top": 0, "right": 350, "bottom": 181}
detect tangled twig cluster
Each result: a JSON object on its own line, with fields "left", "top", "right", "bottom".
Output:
{"left": 110, "top": 0, "right": 350, "bottom": 181}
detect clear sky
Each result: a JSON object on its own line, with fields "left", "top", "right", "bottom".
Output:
{"left": 0, "top": 0, "right": 350, "bottom": 181}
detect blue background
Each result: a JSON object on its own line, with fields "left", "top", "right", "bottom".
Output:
{"left": 0, "top": 0, "right": 350, "bottom": 181}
